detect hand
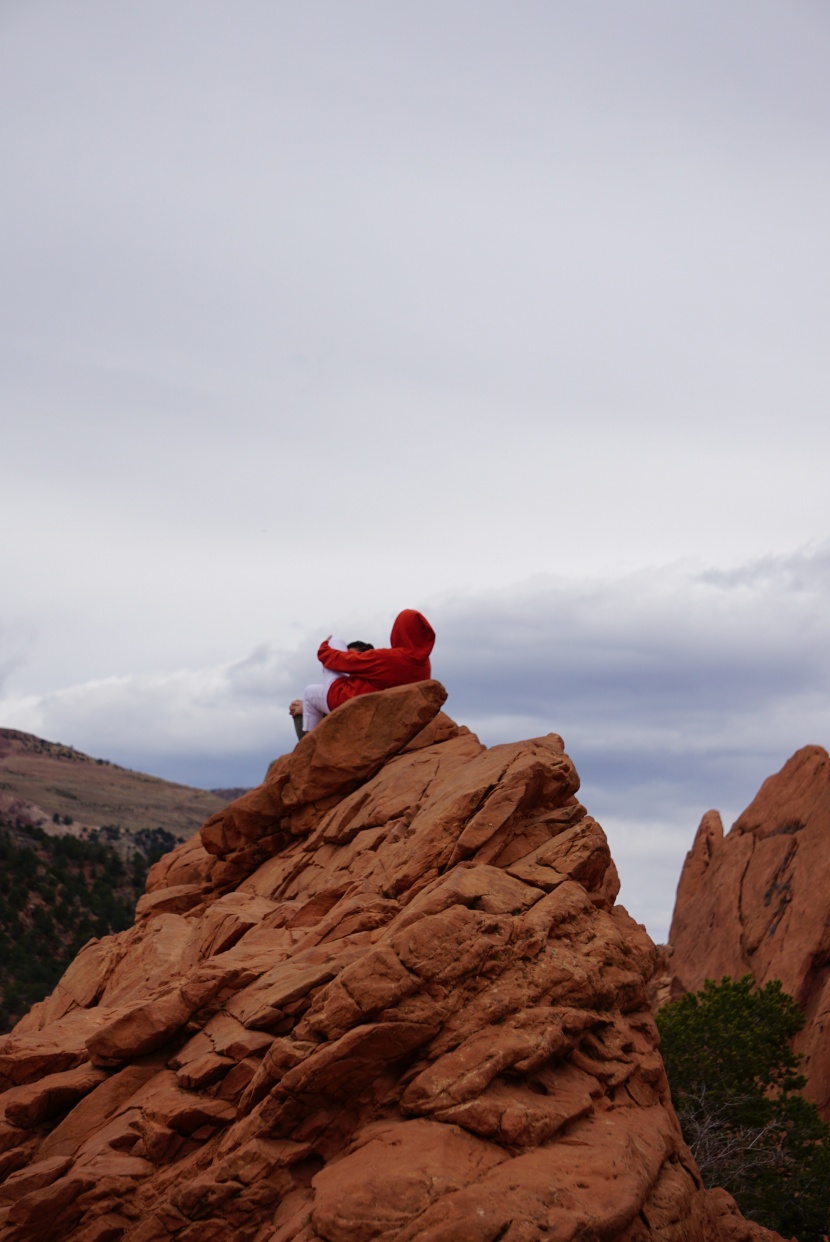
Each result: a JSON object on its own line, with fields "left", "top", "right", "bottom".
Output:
{"left": 289, "top": 699, "right": 303, "bottom": 717}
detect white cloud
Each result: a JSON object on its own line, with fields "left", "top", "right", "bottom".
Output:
{"left": 1, "top": 647, "right": 302, "bottom": 776}
{"left": 2, "top": 547, "right": 827, "bottom": 942}
{"left": 431, "top": 548, "right": 830, "bottom": 935}
{"left": 1, "top": 4, "right": 829, "bottom": 942}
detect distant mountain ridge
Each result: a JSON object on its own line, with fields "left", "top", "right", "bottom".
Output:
{"left": 0, "top": 728, "right": 232, "bottom": 852}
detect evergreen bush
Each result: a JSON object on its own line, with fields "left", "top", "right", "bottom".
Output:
{"left": 657, "top": 975, "right": 830, "bottom": 1239}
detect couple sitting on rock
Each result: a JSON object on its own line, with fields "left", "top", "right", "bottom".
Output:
{"left": 289, "top": 609, "right": 435, "bottom": 739}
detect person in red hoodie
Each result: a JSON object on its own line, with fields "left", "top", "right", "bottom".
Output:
{"left": 289, "top": 609, "right": 435, "bottom": 736}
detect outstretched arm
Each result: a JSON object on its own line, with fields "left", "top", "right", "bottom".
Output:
{"left": 318, "top": 638, "right": 384, "bottom": 674}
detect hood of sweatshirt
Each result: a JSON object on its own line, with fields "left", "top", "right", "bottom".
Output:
{"left": 389, "top": 609, "right": 435, "bottom": 662}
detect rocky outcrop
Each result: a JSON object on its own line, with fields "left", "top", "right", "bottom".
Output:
{"left": 667, "top": 745, "right": 830, "bottom": 1120}
{"left": 0, "top": 684, "right": 781, "bottom": 1240}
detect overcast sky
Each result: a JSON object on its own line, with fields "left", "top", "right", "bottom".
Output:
{"left": 2, "top": 1, "right": 829, "bottom": 942}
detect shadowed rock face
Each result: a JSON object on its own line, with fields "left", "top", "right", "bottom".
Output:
{"left": 0, "top": 682, "right": 780, "bottom": 1241}
{"left": 667, "top": 744, "right": 830, "bottom": 1122}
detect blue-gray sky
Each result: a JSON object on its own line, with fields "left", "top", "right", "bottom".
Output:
{"left": 2, "top": 2, "right": 829, "bottom": 940}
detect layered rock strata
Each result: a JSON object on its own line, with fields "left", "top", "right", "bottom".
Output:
{"left": 667, "top": 744, "right": 830, "bottom": 1121}
{"left": 0, "top": 683, "right": 780, "bottom": 1240}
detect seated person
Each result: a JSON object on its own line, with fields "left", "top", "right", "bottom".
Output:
{"left": 289, "top": 639, "right": 374, "bottom": 739}
{"left": 289, "top": 609, "right": 435, "bottom": 737}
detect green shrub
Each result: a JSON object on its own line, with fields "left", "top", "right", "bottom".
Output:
{"left": 658, "top": 975, "right": 830, "bottom": 1240}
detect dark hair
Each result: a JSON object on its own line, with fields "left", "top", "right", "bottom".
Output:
{"left": 347, "top": 640, "right": 374, "bottom": 652}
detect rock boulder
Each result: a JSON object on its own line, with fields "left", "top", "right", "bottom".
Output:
{"left": 0, "top": 683, "right": 781, "bottom": 1240}
{"left": 667, "top": 745, "right": 830, "bottom": 1120}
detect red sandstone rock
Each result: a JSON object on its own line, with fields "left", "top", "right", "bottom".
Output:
{"left": 0, "top": 682, "right": 781, "bottom": 1240}
{"left": 667, "top": 745, "right": 830, "bottom": 1120}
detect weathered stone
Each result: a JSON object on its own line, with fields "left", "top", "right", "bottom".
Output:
{"left": 310, "top": 1119, "right": 507, "bottom": 1240}
{"left": 282, "top": 679, "right": 448, "bottom": 808}
{"left": 0, "top": 1155, "right": 72, "bottom": 1206}
{"left": 135, "top": 884, "right": 205, "bottom": 920}
{"left": 174, "top": 1053, "right": 234, "bottom": 1091}
{"left": 98, "top": 914, "right": 201, "bottom": 1008}
{"left": 38, "top": 1062, "right": 163, "bottom": 1160}
{"left": 3, "top": 1065, "right": 107, "bottom": 1130}
{"left": 197, "top": 892, "right": 279, "bottom": 957}
{"left": 0, "top": 1009, "right": 114, "bottom": 1089}
{"left": 0, "top": 702, "right": 782, "bottom": 1240}
{"left": 200, "top": 783, "right": 284, "bottom": 858}
{"left": 145, "top": 834, "right": 215, "bottom": 892}
{"left": 11, "top": 939, "right": 122, "bottom": 1035}
{"left": 665, "top": 745, "right": 830, "bottom": 1120}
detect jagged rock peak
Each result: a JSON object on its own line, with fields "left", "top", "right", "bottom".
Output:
{"left": 668, "top": 744, "right": 830, "bottom": 1121}
{"left": 0, "top": 683, "right": 781, "bottom": 1240}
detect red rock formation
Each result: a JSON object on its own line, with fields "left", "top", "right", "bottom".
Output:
{"left": 0, "top": 683, "right": 781, "bottom": 1240}
{"left": 667, "top": 745, "right": 830, "bottom": 1121}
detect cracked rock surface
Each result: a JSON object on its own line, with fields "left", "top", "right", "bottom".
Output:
{"left": 666, "top": 744, "right": 830, "bottom": 1122}
{"left": 0, "top": 682, "right": 781, "bottom": 1240}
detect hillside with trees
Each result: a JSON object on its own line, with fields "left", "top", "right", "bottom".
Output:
{"left": 0, "top": 729, "right": 249, "bottom": 1032}
{"left": 0, "top": 816, "right": 175, "bottom": 1032}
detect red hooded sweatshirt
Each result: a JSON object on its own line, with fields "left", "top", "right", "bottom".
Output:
{"left": 318, "top": 609, "right": 435, "bottom": 710}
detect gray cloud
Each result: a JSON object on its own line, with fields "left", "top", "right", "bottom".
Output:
{"left": 2, "top": 5, "right": 829, "bottom": 940}
{"left": 438, "top": 548, "right": 830, "bottom": 776}
{"left": 3, "top": 548, "right": 827, "bottom": 940}
{"left": 428, "top": 549, "right": 830, "bottom": 934}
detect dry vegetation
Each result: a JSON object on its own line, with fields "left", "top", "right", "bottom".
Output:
{"left": 0, "top": 728, "right": 229, "bottom": 839}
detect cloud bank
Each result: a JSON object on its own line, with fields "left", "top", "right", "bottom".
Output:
{"left": 2, "top": 4, "right": 828, "bottom": 943}
{"left": 3, "top": 546, "right": 827, "bottom": 941}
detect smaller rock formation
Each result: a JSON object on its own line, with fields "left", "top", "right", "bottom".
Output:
{"left": 667, "top": 745, "right": 830, "bottom": 1120}
{"left": 0, "top": 686, "right": 783, "bottom": 1240}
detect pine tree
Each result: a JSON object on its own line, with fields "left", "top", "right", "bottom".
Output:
{"left": 657, "top": 975, "right": 830, "bottom": 1240}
